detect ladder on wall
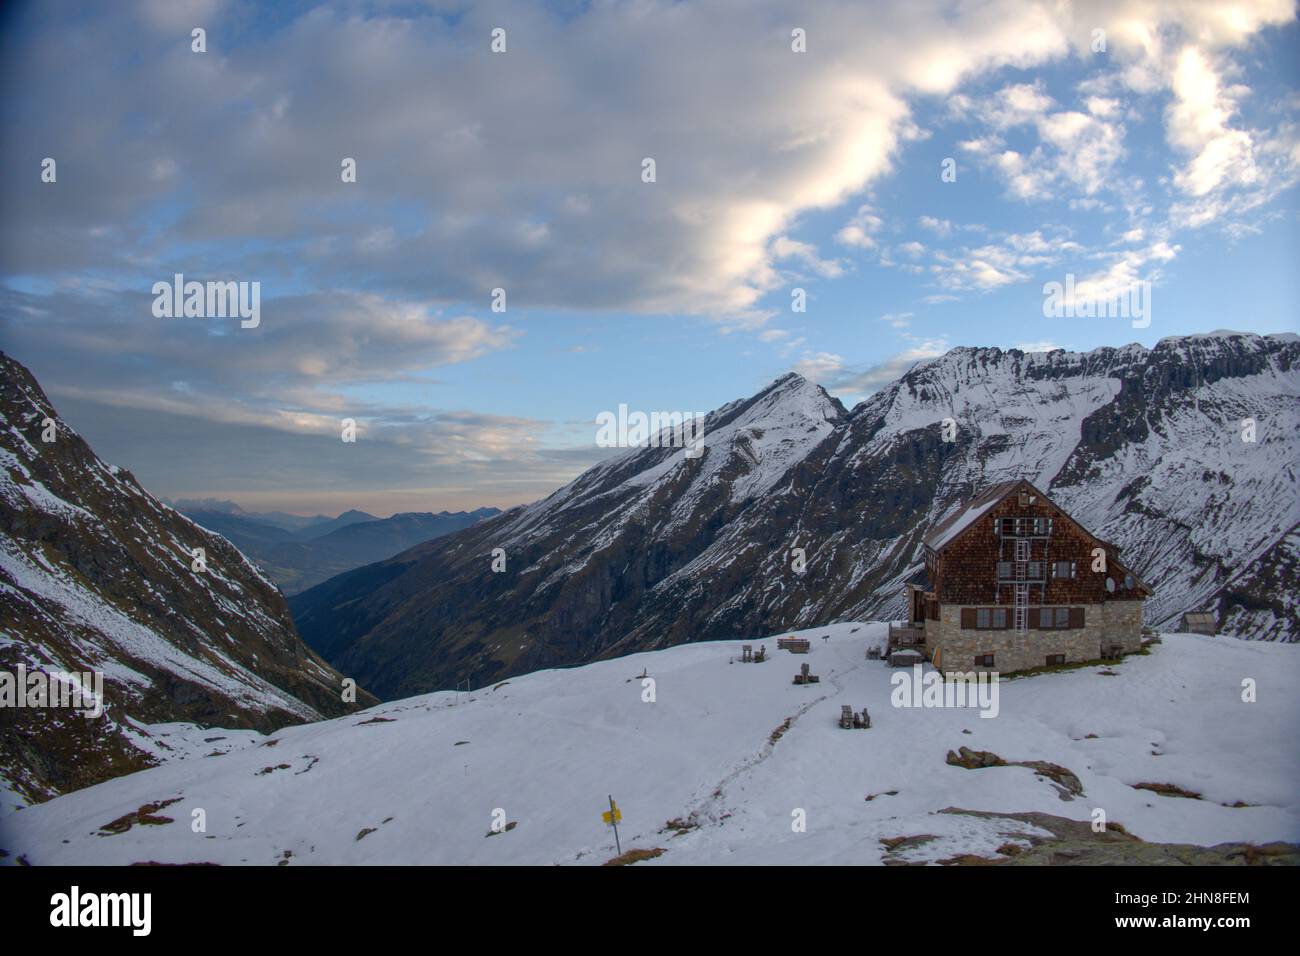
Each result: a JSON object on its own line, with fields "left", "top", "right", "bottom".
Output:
{"left": 1013, "top": 537, "right": 1030, "bottom": 632}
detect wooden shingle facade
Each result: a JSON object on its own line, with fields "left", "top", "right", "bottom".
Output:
{"left": 900, "top": 479, "right": 1151, "bottom": 674}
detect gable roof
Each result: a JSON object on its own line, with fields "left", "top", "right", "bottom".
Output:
{"left": 922, "top": 478, "right": 1153, "bottom": 596}
{"left": 922, "top": 479, "right": 1024, "bottom": 551}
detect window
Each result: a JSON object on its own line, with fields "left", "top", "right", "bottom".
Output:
{"left": 997, "top": 561, "right": 1013, "bottom": 579}
{"left": 1027, "top": 561, "right": 1043, "bottom": 579}
{"left": 1046, "top": 654, "right": 1065, "bottom": 666}
{"left": 975, "top": 654, "right": 995, "bottom": 667}
{"left": 970, "top": 608, "right": 1007, "bottom": 630}
{"left": 1052, "top": 561, "right": 1076, "bottom": 579}
{"left": 1035, "top": 607, "right": 1080, "bottom": 629}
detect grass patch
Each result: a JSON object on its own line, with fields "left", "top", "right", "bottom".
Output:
{"left": 1004, "top": 656, "right": 1129, "bottom": 680}
{"left": 662, "top": 817, "right": 699, "bottom": 836}
{"left": 602, "top": 847, "right": 665, "bottom": 866}
{"left": 1132, "top": 781, "right": 1201, "bottom": 799}
{"left": 99, "top": 798, "right": 182, "bottom": 835}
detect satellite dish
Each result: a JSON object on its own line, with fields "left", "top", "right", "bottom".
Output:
{"left": 1105, "top": 577, "right": 1116, "bottom": 593}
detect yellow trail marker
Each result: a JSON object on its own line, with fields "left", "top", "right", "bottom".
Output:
{"left": 605, "top": 795, "right": 623, "bottom": 854}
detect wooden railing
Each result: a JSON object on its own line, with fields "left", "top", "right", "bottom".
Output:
{"left": 889, "top": 623, "right": 925, "bottom": 648}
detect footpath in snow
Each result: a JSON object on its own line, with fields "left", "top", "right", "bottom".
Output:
{"left": 2, "top": 623, "right": 1296, "bottom": 865}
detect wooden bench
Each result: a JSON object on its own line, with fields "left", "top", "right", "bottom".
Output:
{"left": 792, "top": 662, "right": 820, "bottom": 685}
{"left": 840, "top": 705, "right": 872, "bottom": 729}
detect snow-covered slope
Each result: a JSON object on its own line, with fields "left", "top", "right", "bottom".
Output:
{"left": 0, "top": 352, "right": 372, "bottom": 808}
{"left": 3, "top": 625, "right": 1295, "bottom": 865}
{"left": 293, "top": 331, "right": 1299, "bottom": 699}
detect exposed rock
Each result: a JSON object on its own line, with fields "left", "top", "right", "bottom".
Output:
{"left": 946, "top": 747, "right": 1007, "bottom": 769}
{"left": 933, "top": 809, "right": 1300, "bottom": 866}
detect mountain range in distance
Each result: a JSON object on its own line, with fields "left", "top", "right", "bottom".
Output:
{"left": 172, "top": 499, "right": 501, "bottom": 594}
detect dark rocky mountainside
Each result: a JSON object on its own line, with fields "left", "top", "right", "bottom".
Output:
{"left": 0, "top": 352, "right": 375, "bottom": 806}
{"left": 292, "top": 332, "right": 1298, "bottom": 701}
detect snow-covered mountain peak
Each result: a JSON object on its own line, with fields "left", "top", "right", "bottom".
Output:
{"left": 291, "top": 331, "right": 1299, "bottom": 700}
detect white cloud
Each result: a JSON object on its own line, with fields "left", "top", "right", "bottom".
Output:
{"left": 820, "top": 337, "right": 951, "bottom": 398}
{"left": 793, "top": 352, "right": 845, "bottom": 382}
{"left": 834, "top": 205, "right": 884, "bottom": 249}
{"left": 918, "top": 216, "right": 953, "bottom": 237}
{"left": 961, "top": 83, "right": 1127, "bottom": 199}
{"left": 929, "top": 231, "right": 1083, "bottom": 293}
{"left": 772, "top": 236, "right": 846, "bottom": 279}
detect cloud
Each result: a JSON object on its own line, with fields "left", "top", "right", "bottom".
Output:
{"left": 52, "top": 393, "right": 608, "bottom": 515}
{"left": 834, "top": 205, "right": 885, "bottom": 249}
{"left": 960, "top": 81, "right": 1127, "bottom": 199}
{"left": 0, "top": 285, "right": 517, "bottom": 432}
{"left": 928, "top": 230, "right": 1083, "bottom": 293}
{"left": 792, "top": 351, "right": 845, "bottom": 382}
{"left": 918, "top": 216, "right": 954, "bottom": 238}
{"left": 0, "top": 0, "right": 1295, "bottom": 510}
{"left": 1044, "top": 239, "right": 1181, "bottom": 315}
{"left": 818, "top": 337, "right": 951, "bottom": 397}
{"left": 771, "top": 236, "right": 846, "bottom": 279}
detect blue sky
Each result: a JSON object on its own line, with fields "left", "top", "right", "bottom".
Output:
{"left": 1, "top": 0, "right": 1297, "bottom": 515}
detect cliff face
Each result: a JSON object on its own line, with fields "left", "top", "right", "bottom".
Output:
{"left": 0, "top": 352, "right": 374, "bottom": 806}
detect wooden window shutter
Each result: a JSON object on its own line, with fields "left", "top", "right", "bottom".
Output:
{"left": 961, "top": 608, "right": 976, "bottom": 629}
{"left": 1069, "top": 607, "right": 1085, "bottom": 629}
